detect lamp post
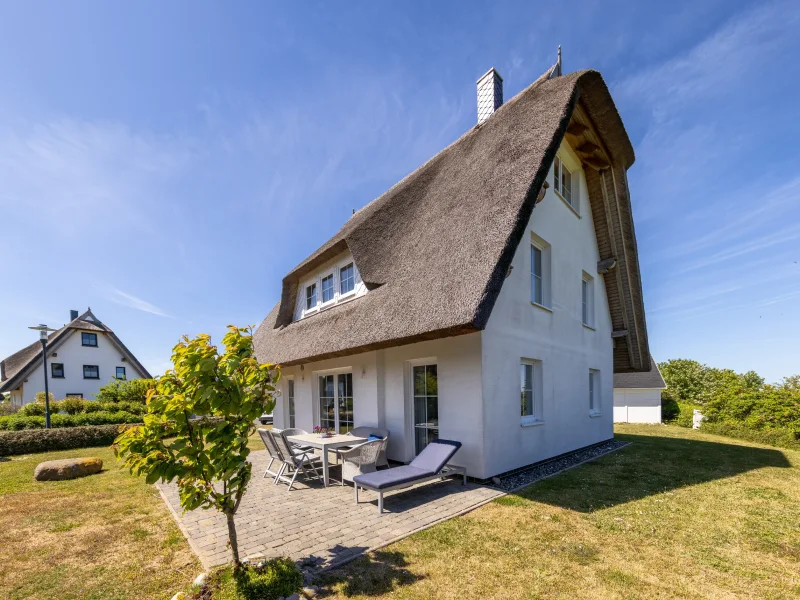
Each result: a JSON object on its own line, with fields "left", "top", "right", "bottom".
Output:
{"left": 28, "top": 324, "right": 57, "bottom": 429}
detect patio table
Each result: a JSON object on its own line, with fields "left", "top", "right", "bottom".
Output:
{"left": 287, "top": 433, "right": 368, "bottom": 487}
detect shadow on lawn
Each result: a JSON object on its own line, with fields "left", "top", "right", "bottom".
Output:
{"left": 317, "top": 550, "right": 422, "bottom": 597}
{"left": 511, "top": 432, "right": 793, "bottom": 513}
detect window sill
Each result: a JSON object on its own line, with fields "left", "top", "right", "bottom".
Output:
{"left": 582, "top": 323, "right": 595, "bottom": 331}
{"left": 531, "top": 301, "right": 553, "bottom": 313}
{"left": 51, "top": 376, "right": 65, "bottom": 379}
{"left": 83, "top": 377, "right": 100, "bottom": 380}
{"left": 521, "top": 418, "right": 545, "bottom": 427}
{"left": 82, "top": 345, "right": 98, "bottom": 348}
{"left": 589, "top": 411, "right": 602, "bottom": 418}
{"left": 554, "top": 190, "right": 581, "bottom": 218}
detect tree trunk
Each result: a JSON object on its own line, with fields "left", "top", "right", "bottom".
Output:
{"left": 226, "top": 511, "right": 240, "bottom": 566}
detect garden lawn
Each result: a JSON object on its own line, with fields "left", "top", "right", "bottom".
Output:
{"left": 0, "top": 444, "right": 200, "bottom": 600}
{"left": 320, "top": 424, "right": 800, "bottom": 600}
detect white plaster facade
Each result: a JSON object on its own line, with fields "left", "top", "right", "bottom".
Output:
{"left": 273, "top": 140, "right": 616, "bottom": 480}
{"left": 8, "top": 328, "right": 148, "bottom": 405}
{"left": 613, "top": 389, "right": 662, "bottom": 424}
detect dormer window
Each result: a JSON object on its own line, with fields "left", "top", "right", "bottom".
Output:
{"left": 340, "top": 263, "right": 355, "bottom": 295}
{"left": 321, "top": 273, "right": 335, "bottom": 303}
{"left": 294, "top": 252, "right": 366, "bottom": 321}
{"left": 306, "top": 284, "right": 317, "bottom": 310}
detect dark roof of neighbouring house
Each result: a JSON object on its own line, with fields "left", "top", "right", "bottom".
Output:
{"left": 0, "top": 309, "right": 152, "bottom": 393}
{"left": 614, "top": 355, "right": 665, "bottom": 389}
{"left": 254, "top": 68, "right": 650, "bottom": 372}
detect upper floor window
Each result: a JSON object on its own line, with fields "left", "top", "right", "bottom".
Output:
{"left": 321, "top": 273, "right": 335, "bottom": 303}
{"left": 82, "top": 332, "right": 98, "bottom": 347}
{"left": 582, "top": 272, "right": 595, "bottom": 328}
{"left": 83, "top": 365, "right": 99, "bottom": 379}
{"left": 51, "top": 363, "right": 64, "bottom": 378}
{"left": 295, "top": 253, "right": 365, "bottom": 321}
{"left": 589, "top": 369, "right": 601, "bottom": 415}
{"left": 340, "top": 263, "right": 355, "bottom": 295}
{"left": 530, "top": 233, "right": 552, "bottom": 309}
{"left": 66, "top": 393, "right": 83, "bottom": 398}
{"left": 554, "top": 155, "right": 578, "bottom": 212}
{"left": 116, "top": 366, "right": 127, "bottom": 380}
{"left": 306, "top": 283, "right": 317, "bottom": 310}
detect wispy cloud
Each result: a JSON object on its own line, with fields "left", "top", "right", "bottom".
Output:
{"left": 98, "top": 283, "right": 171, "bottom": 318}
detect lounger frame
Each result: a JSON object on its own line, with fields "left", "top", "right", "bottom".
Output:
{"left": 354, "top": 464, "right": 467, "bottom": 514}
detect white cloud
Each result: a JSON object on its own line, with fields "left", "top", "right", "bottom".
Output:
{"left": 98, "top": 283, "right": 171, "bottom": 318}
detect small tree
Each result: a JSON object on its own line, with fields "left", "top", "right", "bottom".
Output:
{"left": 115, "top": 325, "right": 278, "bottom": 566}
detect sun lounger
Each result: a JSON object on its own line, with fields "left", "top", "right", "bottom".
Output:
{"left": 353, "top": 439, "right": 466, "bottom": 514}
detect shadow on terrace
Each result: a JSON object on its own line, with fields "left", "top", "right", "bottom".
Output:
{"left": 315, "top": 550, "right": 422, "bottom": 598}
{"left": 507, "top": 431, "right": 793, "bottom": 513}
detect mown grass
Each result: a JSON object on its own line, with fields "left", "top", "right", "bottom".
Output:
{"left": 320, "top": 425, "right": 800, "bottom": 599}
{"left": 0, "top": 444, "right": 200, "bottom": 600}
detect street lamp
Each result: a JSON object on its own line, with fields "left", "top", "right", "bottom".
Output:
{"left": 28, "top": 324, "right": 57, "bottom": 429}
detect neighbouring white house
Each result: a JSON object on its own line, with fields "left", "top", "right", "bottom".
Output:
{"left": 0, "top": 308, "right": 151, "bottom": 406}
{"left": 613, "top": 355, "right": 666, "bottom": 424}
{"left": 254, "top": 61, "right": 651, "bottom": 480}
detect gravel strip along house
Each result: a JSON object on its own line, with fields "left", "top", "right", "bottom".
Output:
{"left": 255, "top": 56, "right": 651, "bottom": 481}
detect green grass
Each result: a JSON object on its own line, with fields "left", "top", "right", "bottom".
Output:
{"left": 320, "top": 425, "right": 800, "bottom": 599}
{"left": 3, "top": 424, "right": 799, "bottom": 599}
{"left": 0, "top": 445, "right": 200, "bottom": 600}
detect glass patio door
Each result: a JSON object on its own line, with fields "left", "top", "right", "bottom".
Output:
{"left": 318, "top": 373, "right": 354, "bottom": 434}
{"left": 413, "top": 364, "right": 438, "bottom": 455}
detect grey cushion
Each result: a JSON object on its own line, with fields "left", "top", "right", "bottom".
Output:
{"left": 409, "top": 439, "right": 462, "bottom": 474}
{"left": 353, "top": 465, "right": 432, "bottom": 490}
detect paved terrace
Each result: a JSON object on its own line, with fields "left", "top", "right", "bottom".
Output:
{"left": 157, "top": 450, "right": 503, "bottom": 570}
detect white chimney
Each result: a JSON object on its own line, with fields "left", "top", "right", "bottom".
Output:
{"left": 477, "top": 67, "right": 503, "bottom": 124}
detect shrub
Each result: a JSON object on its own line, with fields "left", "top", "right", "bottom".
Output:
{"left": 0, "top": 424, "right": 131, "bottom": 456}
{"left": 701, "top": 422, "right": 800, "bottom": 451}
{"left": 34, "top": 391, "right": 55, "bottom": 405}
{"left": 20, "top": 403, "right": 46, "bottom": 417}
{"left": 60, "top": 397, "right": 87, "bottom": 415}
{"left": 83, "top": 402, "right": 104, "bottom": 413}
{"left": 232, "top": 558, "right": 303, "bottom": 600}
{"left": 95, "top": 378, "right": 154, "bottom": 404}
{"left": 662, "top": 400, "right": 698, "bottom": 428}
{"left": 0, "top": 398, "right": 18, "bottom": 416}
{"left": 0, "top": 411, "right": 141, "bottom": 431}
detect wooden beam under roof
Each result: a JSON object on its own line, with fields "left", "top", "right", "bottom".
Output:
{"left": 582, "top": 155, "right": 610, "bottom": 171}
{"left": 566, "top": 122, "right": 588, "bottom": 136}
{"left": 577, "top": 141, "right": 601, "bottom": 155}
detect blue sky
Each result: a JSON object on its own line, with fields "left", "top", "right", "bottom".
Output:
{"left": 1, "top": 1, "right": 798, "bottom": 383}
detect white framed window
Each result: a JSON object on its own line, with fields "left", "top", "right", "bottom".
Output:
{"left": 589, "top": 369, "right": 601, "bottom": 416}
{"left": 530, "top": 233, "right": 552, "bottom": 309}
{"left": 554, "top": 154, "right": 579, "bottom": 213}
{"left": 286, "top": 378, "right": 296, "bottom": 428}
{"left": 321, "top": 273, "right": 335, "bottom": 304}
{"left": 295, "top": 253, "right": 366, "bottom": 321}
{"left": 582, "top": 272, "right": 595, "bottom": 328}
{"left": 340, "top": 263, "right": 355, "bottom": 295}
{"left": 306, "top": 283, "right": 317, "bottom": 311}
{"left": 520, "top": 359, "right": 544, "bottom": 425}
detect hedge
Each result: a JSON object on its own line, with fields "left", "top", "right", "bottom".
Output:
{"left": 0, "top": 411, "right": 142, "bottom": 431}
{"left": 0, "top": 424, "right": 137, "bottom": 456}
{"left": 701, "top": 422, "right": 800, "bottom": 451}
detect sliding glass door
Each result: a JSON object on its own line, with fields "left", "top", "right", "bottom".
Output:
{"left": 318, "top": 372, "right": 354, "bottom": 434}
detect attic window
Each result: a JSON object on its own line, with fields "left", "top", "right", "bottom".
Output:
{"left": 306, "top": 284, "right": 317, "bottom": 310}
{"left": 340, "top": 263, "right": 355, "bottom": 295}
{"left": 82, "top": 332, "right": 98, "bottom": 347}
{"left": 554, "top": 155, "right": 575, "bottom": 210}
{"left": 321, "top": 273, "right": 335, "bottom": 303}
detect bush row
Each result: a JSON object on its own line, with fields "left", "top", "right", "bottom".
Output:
{"left": 19, "top": 400, "right": 147, "bottom": 418}
{"left": 0, "top": 424, "right": 135, "bottom": 456}
{"left": 0, "top": 411, "right": 142, "bottom": 431}
{"left": 700, "top": 422, "right": 800, "bottom": 451}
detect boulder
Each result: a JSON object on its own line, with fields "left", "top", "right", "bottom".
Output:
{"left": 34, "top": 457, "right": 103, "bottom": 481}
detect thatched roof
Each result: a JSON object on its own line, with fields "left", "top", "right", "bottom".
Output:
{"left": 0, "top": 309, "right": 152, "bottom": 393}
{"left": 254, "top": 69, "right": 650, "bottom": 372}
{"left": 614, "top": 356, "right": 666, "bottom": 389}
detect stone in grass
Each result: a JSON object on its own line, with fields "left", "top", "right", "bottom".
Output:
{"left": 193, "top": 572, "right": 208, "bottom": 587}
{"left": 33, "top": 457, "right": 103, "bottom": 481}
{"left": 302, "top": 586, "right": 319, "bottom": 598}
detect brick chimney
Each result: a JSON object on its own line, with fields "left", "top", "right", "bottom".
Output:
{"left": 477, "top": 67, "right": 503, "bottom": 124}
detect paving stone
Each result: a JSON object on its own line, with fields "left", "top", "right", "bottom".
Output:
{"left": 156, "top": 449, "right": 503, "bottom": 568}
